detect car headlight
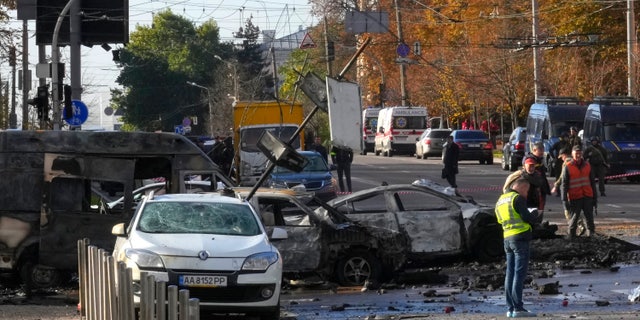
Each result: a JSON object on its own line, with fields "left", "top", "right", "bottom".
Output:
{"left": 124, "top": 248, "right": 165, "bottom": 269}
{"left": 242, "top": 252, "right": 279, "bottom": 271}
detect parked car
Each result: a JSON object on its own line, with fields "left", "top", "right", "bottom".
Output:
{"left": 234, "top": 188, "right": 407, "bottom": 286}
{"left": 324, "top": 179, "right": 504, "bottom": 264}
{"left": 450, "top": 130, "right": 494, "bottom": 164}
{"left": 501, "top": 127, "right": 527, "bottom": 172}
{"left": 111, "top": 193, "right": 286, "bottom": 319}
{"left": 415, "top": 128, "right": 452, "bottom": 159}
{"left": 267, "top": 151, "right": 338, "bottom": 201}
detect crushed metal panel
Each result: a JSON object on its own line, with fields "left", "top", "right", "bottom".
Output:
{"left": 396, "top": 210, "right": 464, "bottom": 253}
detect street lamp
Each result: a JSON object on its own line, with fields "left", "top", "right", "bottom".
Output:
{"left": 214, "top": 55, "right": 238, "bottom": 100}
{"left": 186, "top": 81, "right": 214, "bottom": 136}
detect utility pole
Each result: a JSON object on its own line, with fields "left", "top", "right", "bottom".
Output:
{"left": 21, "top": 20, "right": 30, "bottom": 130}
{"left": 324, "top": 16, "right": 333, "bottom": 77}
{"left": 627, "top": 0, "right": 636, "bottom": 97}
{"left": 532, "top": 0, "right": 542, "bottom": 100}
{"left": 10, "top": 47, "right": 17, "bottom": 129}
{"left": 394, "top": 0, "right": 408, "bottom": 106}
{"left": 52, "top": 0, "right": 76, "bottom": 130}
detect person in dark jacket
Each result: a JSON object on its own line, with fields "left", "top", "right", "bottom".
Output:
{"left": 310, "top": 136, "right": 328, "bottom": 164}
{"left": 441, "top": 135, "right": 460, "bottom": 188}
{"left": 331, "top": 145, "right": 353, "bottom": 192}
{"left": 522, "top": 142, "right": 551, "bottom": 214}
{"left": 495, "top": 178, "right": 539, "bottom": 318}
{"left": 584, "top": 136, "right": 609, "bottom": 196}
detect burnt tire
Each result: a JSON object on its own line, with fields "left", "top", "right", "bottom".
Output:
{"left": 18, "top": 259, "right": 62, "bottom": 289}
{"left": 336, "top": 251, "right": 381, "bottom": 287}
{"left": 474, "top": 228, "right": 504, "bottom": 262}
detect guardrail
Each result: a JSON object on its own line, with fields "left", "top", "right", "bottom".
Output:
{"left": 77, "top": 239, "right": 200, "bottom": 320}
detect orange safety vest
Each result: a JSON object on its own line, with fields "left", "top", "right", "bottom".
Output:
{"left": 566, "top": 160, "right": 593, "bottom": 200}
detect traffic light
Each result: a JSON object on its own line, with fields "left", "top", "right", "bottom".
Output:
{"left": 63, "top": 85, "right": 73, "bottom": 119}
{"left": 327, "top": 41, "right": 335, "bottom": 62}
{"left": 29, "top": 85, "right": 49, "bottom": 120}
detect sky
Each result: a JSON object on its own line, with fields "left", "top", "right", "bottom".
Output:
{"left": 3, "top": 0, "right": 316, "bottom": 129}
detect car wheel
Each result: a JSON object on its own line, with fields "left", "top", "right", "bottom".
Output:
{"left": 479, "top": 159, "right": 485, "bottom": 165}
{"left": 415, "top": 151, "right": 421, "bottom": 159}
{"left": 474, "top": 227, "right": 504, "bottom": 262}
{"left": 19, "top": 257, "right": 62, "bottom": 289}
{"left": 501, "top": 153, "right": 509, "bottom": 171}
{"left": 374, "top": 148, "right": 380, "bottom": 156}
{"left": 486, "top": 157, "right": 494, "bottom": 165}
{"left": 336, "top": 250, "right": 381, "bottom": 286}
{"left": 422, "top": 154, "right": 428, "bottom": 160}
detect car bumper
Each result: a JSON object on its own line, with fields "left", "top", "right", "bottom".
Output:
{"left": 132, "top": 264, "right": 282, "bottom": 309}
{"left": 458, "top": 150, "right": 493, "bottom": 160}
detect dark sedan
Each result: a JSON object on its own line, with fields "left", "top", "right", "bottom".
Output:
{"left": 450, "top": 130, "right": 494, "bottom": 164}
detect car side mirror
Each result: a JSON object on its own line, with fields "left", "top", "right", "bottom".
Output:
{"left": 270, "top": 227, "right": 288, "bottom": 240}
{"left": 111, "top": 223, "right": 127, "bottom": 237}
{"left": 330, "top": 164, "right": 337, "bottom": 170}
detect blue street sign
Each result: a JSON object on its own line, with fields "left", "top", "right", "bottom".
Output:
{"left": 63, "top": 100, "right": 89, "bottom": 126}
{"left": 396, "top": 43, "right": 410, "bottom": 57}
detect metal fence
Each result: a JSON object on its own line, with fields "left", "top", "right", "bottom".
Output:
{"left": 77, "top": 239, "right": 200, "bottom": 320}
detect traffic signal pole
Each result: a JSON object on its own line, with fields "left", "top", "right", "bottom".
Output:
{"left": 51, "top": 0, "right": 76, "bottom": 130}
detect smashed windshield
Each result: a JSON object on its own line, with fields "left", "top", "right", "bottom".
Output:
{"left": 138, "top": 202, "right": 260, "bottom": 236}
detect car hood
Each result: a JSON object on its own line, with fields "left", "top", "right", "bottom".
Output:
{"left": 271, "top": 171, "right": 332, "bottom": 182}
{"left": 127, "top": 231, "right": 274, "bottom": 258}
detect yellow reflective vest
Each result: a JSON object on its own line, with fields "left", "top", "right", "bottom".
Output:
{"left": 495, "top": 191, "right": 531, "bottom": 238}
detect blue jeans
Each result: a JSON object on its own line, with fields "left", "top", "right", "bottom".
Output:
{"left": 504, "top": 238, "right": 531, "bottom": 312}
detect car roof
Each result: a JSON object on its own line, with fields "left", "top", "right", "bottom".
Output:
{"left": 149, "top": 193, "right": 246, "bottom": 204}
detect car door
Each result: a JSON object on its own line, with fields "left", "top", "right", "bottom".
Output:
{"left": 332, "top": 191, "right": 401, "bottom": 233}
{"left": 255, "top": 196, "right": 323, "bottom": 273}
{"left": 390, "top": 188, "right": 466, "bottom": 256}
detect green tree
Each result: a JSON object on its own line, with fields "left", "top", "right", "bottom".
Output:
{"left": 112, "top": 10, "right": 232, "bottom": 134}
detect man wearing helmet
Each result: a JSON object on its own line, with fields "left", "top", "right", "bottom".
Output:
{"left": 584, "top": 136, "right": 609, "bottom": 196}
{"left": 567, "top": 126, "right": 582, "bottom": 149}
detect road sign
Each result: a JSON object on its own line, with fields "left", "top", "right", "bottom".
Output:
{"left": 300, "top": 33, "right": 317, "bottom": 49}
{"left": 396, "top": 43, "right": 410, "bottom": 57}
{"left": 63, "top": 99, "right": 89, "bottom": 126}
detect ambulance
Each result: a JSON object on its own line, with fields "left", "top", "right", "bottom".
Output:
{"left": 374, "top": 106, "right": 428, "bottom": 157}
{"left": 361, "top": 107, "right": 381, "bottom": 155}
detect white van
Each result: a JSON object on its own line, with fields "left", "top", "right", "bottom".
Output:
{"left": 374, "top": 106, "right": 428, "bottom": 157}
{"left": 362, "top": 107, "right": 381, "bottom": 155}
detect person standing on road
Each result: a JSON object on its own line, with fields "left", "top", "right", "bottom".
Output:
{"left": 550, "top": 132, "right": 570, "bottom": 180}
{"left": 584, "top": 136, "right": 609, "bottom": 197}
{"left": 441, "top": 135, "right": 460, "bottom": 189}
{"left": 504, "top": 158, "right": 544, "bottom": 223}
{"left": 496, "top": 178, "right": 539, "bottom": 318}
{"left": 551, "top": 148, "right": 572, "bottom": 219}
{"left": 561, "top": 145, "right": 597, "bottom": 239}
{"left": 522, "top": 142, "right": 551, "bottom": 216}
{"left": 568, "top": 126, "right": 582, "bottom": 149}
{"left": 310, "top": 136, "right": 328, "bottom": 164}
{"left": 331, "top": 144, "right": 353, "bottom": 193}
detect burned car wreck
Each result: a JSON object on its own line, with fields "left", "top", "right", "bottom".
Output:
{"left": 323, "top": 179, "right": 505, "bottom": 265}
{"left": 234, "top": 188, "right": 408, "bottom": 286}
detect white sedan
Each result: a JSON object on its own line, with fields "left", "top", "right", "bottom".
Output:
{"left": 112, "top": 193, "right": 286, "bottom": 319}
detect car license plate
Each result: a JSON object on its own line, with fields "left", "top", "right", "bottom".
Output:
{"left": 468, "top": 143, "right": 480, "bottom": 147}
{"left": 179, "top": 275, "right": 227, "bottom": 287}
{"left": 396, "top": 136, "right": 407, "bottom": 141}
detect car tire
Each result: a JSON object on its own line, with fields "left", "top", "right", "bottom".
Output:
{"left": 474, "top": 227, "right": 504, "bottom": 262}
{"left": 18, "top": 256, "right": 62, "bottom": 289}
{"left": 479, "top": 159, "right": 485, "bottom": 165}
{"left": 501, "top": 153, "right": 509, "bottom": 171}
{"left": 375, "top": 148, "right": 380, "bottom": 156}
{"left": 415, "top": 151, "right": 421, "bottom": 159}
{"left": 422, "top": 154, "right": 428, "bottom": 160}
{"left": 336, "top": 250, "right": 381, "bottom": 286}
{"left": 486, "top": 157, "right": 494, "bottom": 165}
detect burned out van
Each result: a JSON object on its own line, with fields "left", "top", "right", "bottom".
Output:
{"left": 0, "top": 130, "right": 232, "bottom": 287}
{"left": 582, "top": 96, "right": 640, "bottom": 182}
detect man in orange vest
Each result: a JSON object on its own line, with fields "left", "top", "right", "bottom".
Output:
{"left": 560, "top": 144, "right": 597, "bottom": 239}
